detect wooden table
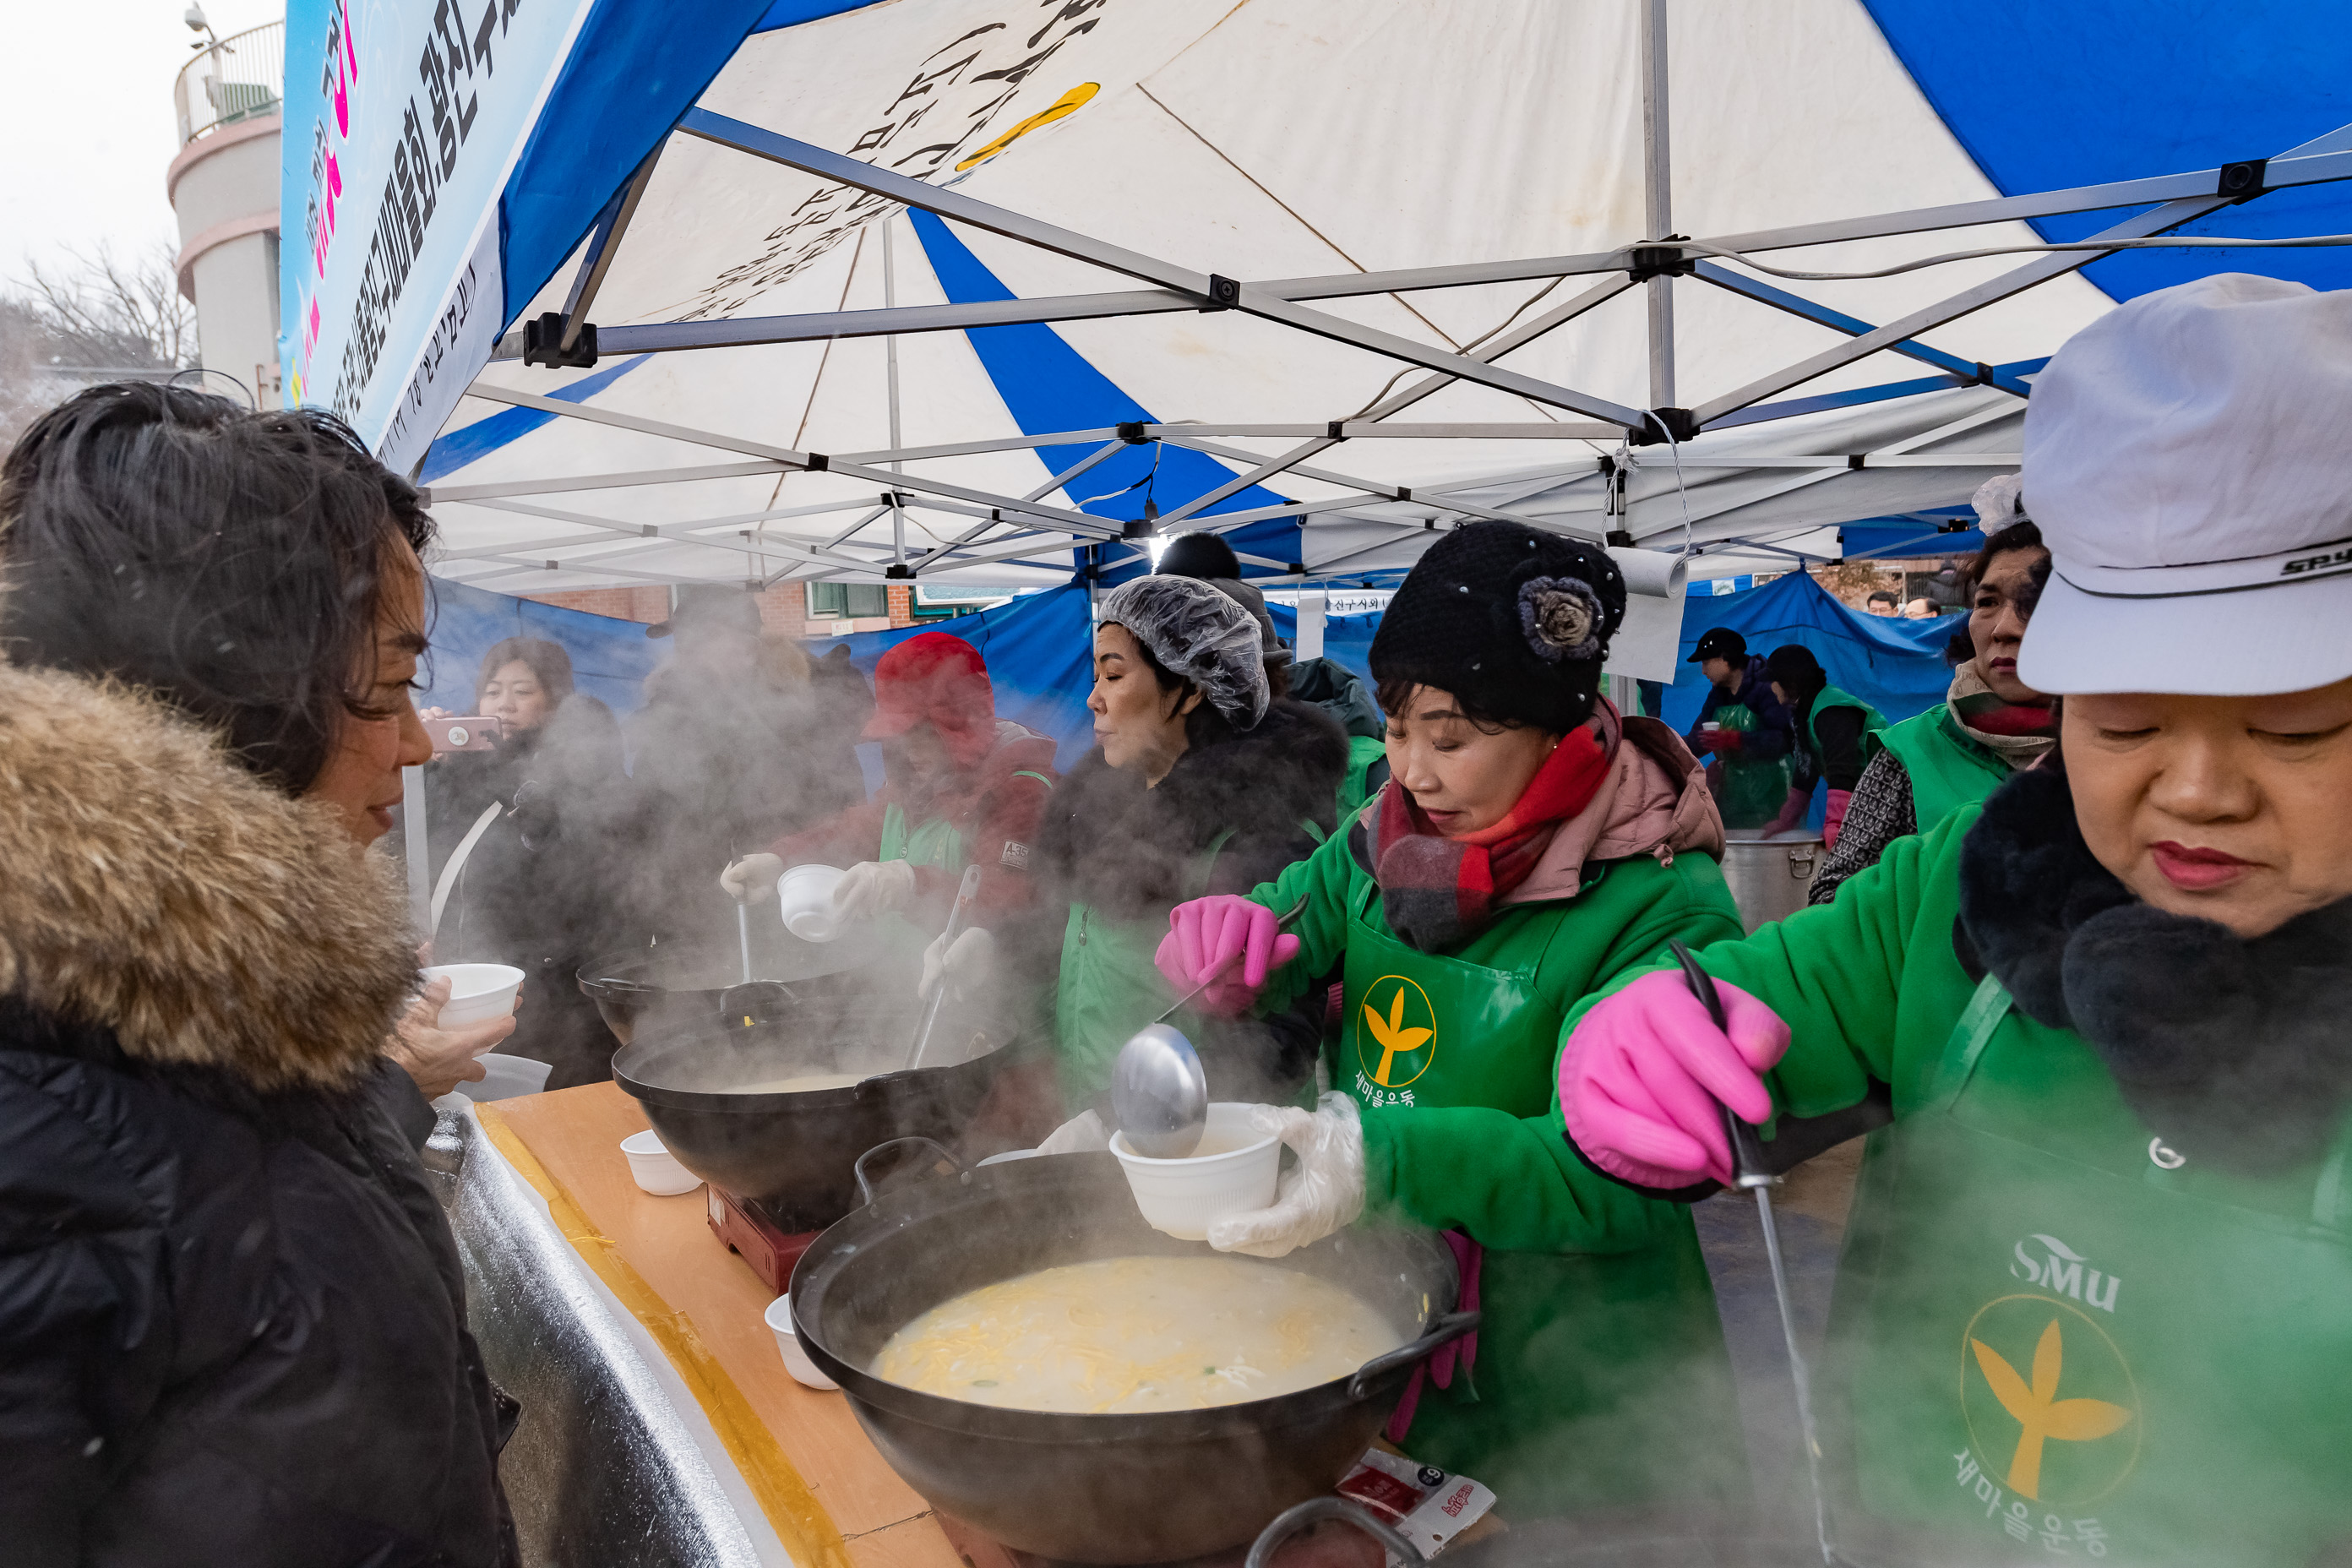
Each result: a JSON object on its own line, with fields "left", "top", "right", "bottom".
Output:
{"left": 476, "top": 1082, "right": 1488, "bottom": 1568}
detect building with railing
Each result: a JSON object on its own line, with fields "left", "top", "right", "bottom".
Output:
{"left": 167, "top": 18, "right": 284, "bottom": 408}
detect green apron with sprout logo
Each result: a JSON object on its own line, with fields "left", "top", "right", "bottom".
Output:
{"left": 1331, "top": 877, "right": 1745, "bottom": 1516}
{"left": 1703, "top": 696, "right": 1792, "bottom": 830}
{"left": 878, "top": 803, "right": 965, "bottom": 874}
{"left": 1829, "top": 977, "right": 2352, "bottom": 1566}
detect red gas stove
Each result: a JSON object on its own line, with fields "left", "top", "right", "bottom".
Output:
{"left": 704, "top": 1186, "right": 821, "bottom": 1295}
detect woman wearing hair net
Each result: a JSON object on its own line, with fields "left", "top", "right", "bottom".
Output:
{"left": 1560, "top": 275, "right": 2352, "bottom": 1564}
{"left": 1151, "top": 521, "right": 1749, "bottom": 1516}
{"left": 1026, "top": 574, "right": 1347, "bottom": 1118}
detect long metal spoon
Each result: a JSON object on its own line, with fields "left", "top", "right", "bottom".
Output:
{"left": 1669, "top": 939, "right": 1843, "bottom": 1568}
{"left": 1109, "top": 896, "right": 1309, "bottom": 1157}
{"left": 903, "top": 864, "right": 985, "bottom": 1072}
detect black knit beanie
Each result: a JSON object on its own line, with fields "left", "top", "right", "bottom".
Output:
{"left": 1369, "top": 520, "right": 1626, "bottom": 732}
{"left": 1156, "top": 531, "right": 1242, "bottom": 580}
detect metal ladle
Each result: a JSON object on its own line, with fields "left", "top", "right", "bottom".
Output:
{"left": 1110, "top": 896, "right": 1309, "bottom": 1157}
{"left": 1669, "top": 939, "right": 1847, "bottom": 1568}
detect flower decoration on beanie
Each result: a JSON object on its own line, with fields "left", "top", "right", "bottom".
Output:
{"left": 1370, "top": 520, "right": 1628, "bottom": 733}
{"left": 1517, "top": 576, "right": 1604, "bottom": 663}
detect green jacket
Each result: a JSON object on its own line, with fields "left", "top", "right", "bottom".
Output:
{"left": 1571, "top": 810, "right": 2352, "bottom": 1565}
{"left": 1244, "top": 812, "right": 1749, "bottom": 1514}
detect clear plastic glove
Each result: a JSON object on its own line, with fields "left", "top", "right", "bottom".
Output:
{"left": 1037, "top": 1108, "right": 1112, "bottom": 1155}
{"left": 1556, "top": 969, "right": 1788, "bottom": 1190}
{"left": 720, "top": 852, "right": 784, "bottom": 904}
{"left": 385, "top": 976, "right": 516, "bottom": 1100}
{"left": 833, "top": 858, "right": 917, "bottom": 921}
{"left": 919, "top": 926, "right": 995, "bottom": 1002}
{"left": 1153, "top": 895, "right": 1300, "bottom": 1017}
{"left": 1822, "top": 788, "right": 1852, "bottom": 851}
{"left": 1206, "top": 1092, "right": 1365, "bottom": 1258}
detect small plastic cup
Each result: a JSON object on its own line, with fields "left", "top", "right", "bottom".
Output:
{"left": 764, "top": 1294, "right": 839, "bottom": 1390}
{"left": 1109, "top": 1102, "right": 1282, "bottom": 1242}
{"left": 777, "top": 864, "right": 846, "bottom": 943}
{"left": 420, "top": 963, "right": 524, "bottom": 1028}
{"left": 620, "top": 1130, "right": 702, "bottom": 1196}
{"left": 457, "top": 1053, "right": 553, "bottom": 1103}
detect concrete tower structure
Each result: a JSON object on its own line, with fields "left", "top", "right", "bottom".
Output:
{"left": 167, "top": 12, "right": 283, "bottom": 409}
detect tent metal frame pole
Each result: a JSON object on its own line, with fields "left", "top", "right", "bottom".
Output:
{"left": 674, "top": 109, "right": 1651, "bottom": 428}
{"left": 427, "top": 496, "right": 887, "bottom": 560}
{"left": 427, "top": 460, "right": 791, "bottom": 503}
{"left": 1690, "top": 261, "right": 2033, "bottom": 395}
{"left": 1641, "top": 0, "right": 1674, "bottom": 411}
{"left": 1154, "top": 433, "right": 1571, "bottom": 533}
{"left": 451, "top": 497, "right": 885, "bottom": 572}
{"left": 831, "top": 427, "right": 1124, "bottom": 465}
{"left": 558, "top": 141, "right": 663, "bottom": 354}
{"left": 1150, "top": 273, "right": 1636, "bottom": 531}
{"left": 882, "top": 213, "right": 906, "bottom": 567}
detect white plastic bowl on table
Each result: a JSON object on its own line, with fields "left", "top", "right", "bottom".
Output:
{"left": 619, "top": 1129, "right": 703, "bottom": 1196}
{"left": 420, "top": 962, "right": 525, "bottom": 1028}
{"left": 764, "top": 1293, "right": 839, "bottom": 1390}
{"left": 1109, "top": 1102, "right": 1282, "bottom": 1241}
{"left": 458, "top": 1053, "right": 553, "bottom": 1102}
{"left": 776, "top": 863, "right": 847, "bottom": 942}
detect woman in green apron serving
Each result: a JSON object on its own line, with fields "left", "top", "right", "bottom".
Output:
{"left": 1152, "top": 522, "right": 1750, "bottom": 1516}
{"left": 1028, "top": 574, "right": 1347, "bottom": 1121}
{"left": 1760, "top": 643, "right": 1886, "bottom": 847}
{"left": 1560, "top": 275, "right": 2352, "bottom": 1565}
{"left": 722, "top": 631, "right": 1058, "bottom": 988}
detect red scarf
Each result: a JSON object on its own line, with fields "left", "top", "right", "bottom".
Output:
{"left": 1373, "top": 720, "right": 1614, "bottom": 951}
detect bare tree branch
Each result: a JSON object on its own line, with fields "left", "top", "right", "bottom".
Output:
{"left": 0, "top": 242, "right": 198, "bottom": 448}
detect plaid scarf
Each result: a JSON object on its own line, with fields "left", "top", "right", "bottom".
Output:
{"left": 1946, "top": 664, "right": 2057, "bottom": 767}
{"left": 1374, "top": 721, "right": 1614, "bottom": 952}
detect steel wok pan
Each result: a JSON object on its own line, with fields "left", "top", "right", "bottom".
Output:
{"left": 577, "top": 915, "right": 903, "bottom": 1048}
{"left": 791, "top": 1147, "right": 1477, "bottom": 1565}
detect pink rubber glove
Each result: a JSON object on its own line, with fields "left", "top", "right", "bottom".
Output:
{"left": 1557, "top": 969, "right": 1790, "bottom": 1189}
{"left": 1822, "top": 788, "right": 1852, "bottom": 851}
{"left": 1153, "top": 896, "right": 1301, "bottom": 1017}
{"left": 1762, "top": 785, "right": 1809, "bottom": 837}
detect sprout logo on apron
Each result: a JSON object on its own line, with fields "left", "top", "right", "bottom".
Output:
{"left": 1354, "top": 975, "right": 1438, "bottom": 1092}
{"left": 1959, "top": 1291, "right": 2141, "bottom": 1506}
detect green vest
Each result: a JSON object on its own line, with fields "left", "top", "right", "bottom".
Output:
{"left": 1250, "top": 824, "right": 1750, "bottom": 1515}
{"left": 1335, "top": 734, "right": 1390, "bottom": 822}
{"left": 1618, "top": 808, "right": 2352, "bottom": 1565}
{"left": 1870, "top": 705, "right": 2011, "bottom": 832}
{"left": 1049, "top": 832, "right": 1232, "bottom": 1108}
{"left": 1826, "top": 977, "right": 2352, "bottom": 1565}
{"left": 878, "top": 801, "right": 965, "bottom": 873}
{"left": 1804, "top": 684, "right": 1887, "bottom": 778}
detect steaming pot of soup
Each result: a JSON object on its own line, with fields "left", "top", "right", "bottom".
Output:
{"left": 792, "top": 1146, "right": 1475, "bottom": 1565}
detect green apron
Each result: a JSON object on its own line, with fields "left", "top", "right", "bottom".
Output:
{"left": 1828, "top": 977, "right": 2352, "bottom": 1565}
{"left": 1868, "top": 706, "right": 2009, "bottom": 833}
{"left": 1335, "top": 880, "right": 1745, "bottom": 1514}
{"left": 878, "top": 801, "right": 965, "bottom": 872}
{"left": 1049, "top": 832, "right": 1232, "bottom": 1108}
{"left": 1705, "top": 696, "right": 1793, "bottom": 829}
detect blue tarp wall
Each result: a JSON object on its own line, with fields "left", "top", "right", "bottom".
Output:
{"left": 423, "top": 573, "right": 1959, "bottom": 810}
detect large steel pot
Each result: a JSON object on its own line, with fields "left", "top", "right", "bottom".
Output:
{"left": 792, "top": 1148, "right": 1476, "bottom": 1565}
{"left": 1718, "top": 830, "right": 1822, "bottom": 931}
{"left": 577, "top": 915, "right": 901, "bottom": 1048}
{"left": 612, "top": 986, "right": 1010, "bottom": 1232}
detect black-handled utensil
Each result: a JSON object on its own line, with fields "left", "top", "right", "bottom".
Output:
{"left": 1668, "top": 939, "right": 1843, "bottom": 1567}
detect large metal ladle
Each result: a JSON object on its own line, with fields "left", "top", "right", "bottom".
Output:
{"left": 1110, "top": 896, "right": 1308, "bottom": 1157}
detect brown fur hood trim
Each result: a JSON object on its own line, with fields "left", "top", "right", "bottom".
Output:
{"left": 0, "top": 663, "right": 416, "bottom": 1091}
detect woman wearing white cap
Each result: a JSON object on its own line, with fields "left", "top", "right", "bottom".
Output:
{"left": 1554, "top": 274, "right": 2352, "bottom": 1565}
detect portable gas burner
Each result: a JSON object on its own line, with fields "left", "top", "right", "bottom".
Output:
{"left": 705, "top": 1187, "right": 821, "bottom": 1295}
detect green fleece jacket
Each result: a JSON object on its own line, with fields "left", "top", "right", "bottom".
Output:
{"left": 1240, "top": 799, "right": 1750, "bottom": 1514}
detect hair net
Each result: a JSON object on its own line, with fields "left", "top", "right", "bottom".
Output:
{"left": 1098, "top": 574, "right": 1271, "bottom": 729}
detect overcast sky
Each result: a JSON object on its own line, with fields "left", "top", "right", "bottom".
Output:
{"left": 1, "top": 1, "right": 283, "bottom": 286}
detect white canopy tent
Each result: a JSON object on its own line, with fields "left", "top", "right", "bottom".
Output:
{"left": 281, "top": 0, "right": 2352, "bottom": 671}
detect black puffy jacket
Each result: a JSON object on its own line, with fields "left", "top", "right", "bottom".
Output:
{"left": 0, "top": 664, "right": 516, "bottom": 1566}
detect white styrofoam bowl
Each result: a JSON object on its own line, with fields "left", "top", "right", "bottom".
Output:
{"left": 777, "top": 863, "right": 846, "bottom": 943}
{"left": 1109, "top": 1102, "right": 1282, "bottom": 1242}
{"left": 764, "top": 1293, "right": 839, "bottom": 1390}
{"left": 620, "top": 1130, "right": 702, "bottom": 1196}
{"left": 420, "top": 963, "right": 524, "bottom": 1029}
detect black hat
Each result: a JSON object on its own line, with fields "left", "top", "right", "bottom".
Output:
{"left": 1369, "top": 520, "right": 1626, "bottom": 732}
{"left": 648, "top": 584, "right": 764, "bottom": 640}
{"left": 1688, "top": 627, "right": 1748, "bottom": 664}
{"left": 1156, "top": 531, "right": 1242, "bottom": 580}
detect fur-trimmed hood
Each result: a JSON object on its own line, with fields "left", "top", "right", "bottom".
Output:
{"left": 0, "top": 662, "right": 416, "bottom": 1091}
